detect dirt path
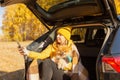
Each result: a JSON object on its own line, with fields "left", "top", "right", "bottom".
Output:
{"left": 0, "top": 41, "right": 32, "bottom": 80}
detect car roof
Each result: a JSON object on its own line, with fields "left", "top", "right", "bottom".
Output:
{"left": 0, "top": 0, "right": 118, "bottom": 27}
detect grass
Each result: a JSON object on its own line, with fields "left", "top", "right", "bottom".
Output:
{"left": 0, "top": 41, "right": 32, "bottom": 80}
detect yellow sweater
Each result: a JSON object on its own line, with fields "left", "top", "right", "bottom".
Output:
{"left": 28, "top": 40, "right": 78, "bottom": 71}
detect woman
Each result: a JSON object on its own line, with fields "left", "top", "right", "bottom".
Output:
{"left": 19, "top": 26, "right": 88, "bottom": 80}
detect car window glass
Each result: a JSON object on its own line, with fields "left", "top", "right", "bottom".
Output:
{"left": 110, "top": 27, "right": 120, "bottom": 56}
{"left": 85, "top": 28, "right": 106, "bottom": 46}
{"left": 36, "top": 0, "right": 95, "bottom": 11}
{"left": 71, "top": 27, "right": 106, "bottom": 47}
{"left": 71, "top": 28, "right": 86, "bottom": 43}
{"left": 36, "top": 0, "right": 69, "bottom": 11}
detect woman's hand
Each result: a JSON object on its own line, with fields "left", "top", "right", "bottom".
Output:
{"left": 18, "top": 47, "right": 29, "bottom": 56}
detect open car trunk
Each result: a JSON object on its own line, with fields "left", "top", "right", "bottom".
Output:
{"left": 26, "top": 23, "right": 108, "bottom": 80}
{"left": 0, "top": 0, "right": 119, "bottom": 80}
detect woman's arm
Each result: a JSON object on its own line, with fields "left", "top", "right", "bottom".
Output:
{"left": 28, "top": 45, "right": 52, "bottom": 59}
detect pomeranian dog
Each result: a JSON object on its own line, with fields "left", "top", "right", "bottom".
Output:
{"left": 51, "top": 49, "right": 77, "bottom": 71}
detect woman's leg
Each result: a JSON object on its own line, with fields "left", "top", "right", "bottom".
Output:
{"left": 40, "top": 59, "right": 71, "bottom": 80}
{"left": 40, "top": 59, "right": 53, "bottom": 80}
{"left": 52, "top": 66, "right": 71, "bottom": 80}
{"left": 42, "top": 59, "right": 70, "bottom": 80}
{"left": 27, "top": 59, "right": 40, "bottom": 80}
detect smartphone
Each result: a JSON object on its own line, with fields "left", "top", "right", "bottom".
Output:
{"left": 16, "top": 41, "right": 22, "bottom": 48}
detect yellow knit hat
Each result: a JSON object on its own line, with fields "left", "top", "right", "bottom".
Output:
{"left": 57, "top": 26, "right": 72, "bottom": 40}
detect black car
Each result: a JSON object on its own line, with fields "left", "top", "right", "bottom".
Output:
{"left": 1, "top": 0, "right": 120, "bottom": 80}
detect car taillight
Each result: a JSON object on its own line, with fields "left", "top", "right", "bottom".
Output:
{"left": 102, "top": 56, "right": 120, "bottom": 73}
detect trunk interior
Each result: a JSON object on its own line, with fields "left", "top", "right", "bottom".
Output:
{"left": 75, "top": 43, "right": 100, "bottom": 80}
{"left": 71, "top": 25, "right": 107, "bottom": 80}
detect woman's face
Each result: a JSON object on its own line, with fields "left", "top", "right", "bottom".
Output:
{"left": 56, "top": 33, "right": 66, "bottom": 44}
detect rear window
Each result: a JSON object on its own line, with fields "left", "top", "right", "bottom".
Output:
{"left": 71, "top": 28, "right": 86, "bottom": 43}
{"left": 36, "top": 0, "right": 96, "bottom": 11}
{"left": 36, "top": 0, "right": 69, "bottom": 11}
{"left": 71, "top": 27, "right": 106, "bottom": 47}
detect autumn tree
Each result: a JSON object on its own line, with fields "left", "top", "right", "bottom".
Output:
{"left": 2, "top": 4, "right": 47, "bottom": 41}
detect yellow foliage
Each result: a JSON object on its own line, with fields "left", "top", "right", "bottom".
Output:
{"left": 114, "top": 0, "right": 120, "bottom": 14}
{"left": 13, "top": 33, "right": 23, "bottom": 41}
{"left": 2, "top": 3, "right": 48, "bottom": 41}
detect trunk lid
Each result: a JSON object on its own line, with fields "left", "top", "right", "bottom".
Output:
{"left": 0, "top": 0, "right": 119, "bottom": 27}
